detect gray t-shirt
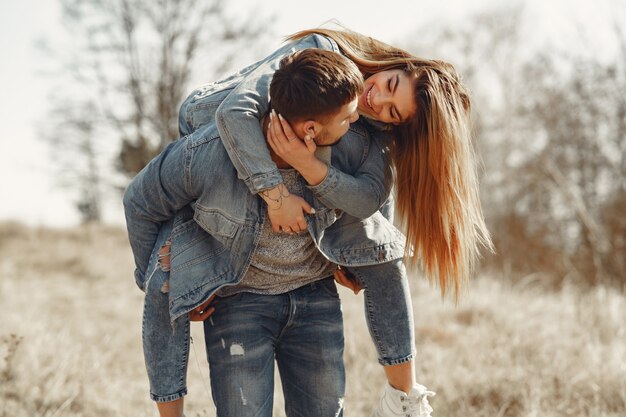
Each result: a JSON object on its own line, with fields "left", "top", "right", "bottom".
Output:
{"left": 218, "top": 169, "right": 335, "bottom": 296}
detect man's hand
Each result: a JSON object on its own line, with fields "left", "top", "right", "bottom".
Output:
{"left": 334, "top": 266, "right": 362, "bottom": 295}
{"left": 189, "top": 294, "right": 216, "bottom": 321}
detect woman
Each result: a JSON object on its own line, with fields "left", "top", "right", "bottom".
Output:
{"left": 206, "top": 27, "right": 493, "bottom": 413}
{"left": 147, "top": 28, "right": 492, "bottom": 417}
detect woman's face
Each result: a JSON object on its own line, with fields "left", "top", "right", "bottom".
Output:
{"left": 358, "top": 69, "right": 417, "bottom": 125}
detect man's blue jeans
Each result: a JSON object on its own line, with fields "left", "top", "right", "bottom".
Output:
{"left": 204, "top": 278, "right": 345, "bottom": 417}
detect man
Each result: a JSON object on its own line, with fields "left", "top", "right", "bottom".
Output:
{"left": 124, "top": 49, "right": 404, "bottom": 416}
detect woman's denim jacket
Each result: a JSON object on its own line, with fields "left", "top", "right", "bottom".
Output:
{"left": 123, "top": 34, "right": 405, "bottom": 321}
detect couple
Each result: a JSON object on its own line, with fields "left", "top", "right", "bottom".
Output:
{"left": 124, "top": 28, "right": 492, "bottom": 417}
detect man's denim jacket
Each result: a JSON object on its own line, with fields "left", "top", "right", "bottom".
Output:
{"left": 123, "top": 34, "right": 405, "bottom": 321}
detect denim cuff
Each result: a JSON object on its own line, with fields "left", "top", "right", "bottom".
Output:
{"left": 245, "top": 170, "right": 284, "bottom": 194}
{"left": 378, "top": 351, "right": 416, "bottom": 367}
{"left": 306, "top": 165, "right": 339, "bottom": 198}
{"left": 150, "top": 387, "right": 188, "bottom": 403}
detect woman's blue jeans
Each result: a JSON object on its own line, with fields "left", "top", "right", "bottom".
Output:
{"left": 350, "top": 259, "right": 416, "bottom": 366}
{"left": 205, "top": 278, "right": 345, "bottom": 417}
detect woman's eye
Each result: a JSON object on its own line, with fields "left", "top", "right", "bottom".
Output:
{"left": 387, "top": 78, "right": 392, "bottom": 92}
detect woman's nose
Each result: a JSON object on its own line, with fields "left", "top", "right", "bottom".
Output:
{"left": 372, "top": 90, "right": 390, "bottom": 107}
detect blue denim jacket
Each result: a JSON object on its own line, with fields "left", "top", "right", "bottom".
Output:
{"left": 124, "top": 124, "right": 405, "bottom": 319}
{"left": 123, "top": 35, "right": 405, "bottom": 320}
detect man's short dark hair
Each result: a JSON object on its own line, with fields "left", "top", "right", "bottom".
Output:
{"left": 270, "top": 49, "right": 363, "bottom": 123}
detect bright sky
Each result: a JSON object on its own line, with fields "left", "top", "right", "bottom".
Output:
{"left": 0, "top": 0, "right": 622, "bottom": 227}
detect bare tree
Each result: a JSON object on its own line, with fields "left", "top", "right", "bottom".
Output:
{"left": 44, "top": 100, "right": 103, "bottom": 223}
{"left": 43, "top": 0, "right": 272, "bottom": 221}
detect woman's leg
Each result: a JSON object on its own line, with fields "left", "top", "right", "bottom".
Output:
{"left": 348, "top": 260, "right": 417, "bottom": 393}
{"left": 142, "top": 222, "right": 191, "bottom": 416}
{"left": 156, "top": 399, "right": 184, "bottom": 417}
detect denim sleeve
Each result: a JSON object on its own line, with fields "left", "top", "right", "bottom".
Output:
{"left": 123, "top": 137, "right": 196, "bottom": 283}
{"left": 307, "top": 135, "right": 394, "bottom": 219}
{"left": 215, "top": 34, "right": 339, "bottom": 194}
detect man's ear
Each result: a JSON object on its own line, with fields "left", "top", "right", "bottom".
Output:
{"left": 302, "top": 120, "right": 322, "bottom": 138}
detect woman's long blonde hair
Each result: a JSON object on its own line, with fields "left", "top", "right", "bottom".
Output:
{"left": 289, "top": 28, "right": 494, "bottom": 300}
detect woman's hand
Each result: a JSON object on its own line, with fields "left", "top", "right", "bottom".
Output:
{"left": 260, "top": 184, "right": 315, "bottom": 234}
{"left": 334, "top": 266, "right": 362, "bottom": 295}
{"left": 267, "top": 110, "right": 316, "bottom": 171}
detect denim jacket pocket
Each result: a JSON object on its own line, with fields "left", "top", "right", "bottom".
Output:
{"left": 170, "top": 218, "right": 226, "bottom": 271}
{"left": 193, "top": 206, "right": 242, "bottom": 249}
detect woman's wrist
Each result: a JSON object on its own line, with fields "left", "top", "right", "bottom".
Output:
{"left": 259, "top": 183, "right": 291, "bottom": 210}
{"left": 294, "top": 157, "right": 329, "bottom": 186}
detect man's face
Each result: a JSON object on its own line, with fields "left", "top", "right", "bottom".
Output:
{"left": 314, "top": 98, "right": 360, "bottom": 146}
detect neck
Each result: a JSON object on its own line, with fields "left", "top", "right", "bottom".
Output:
{"left": 261, "top": 115, "right": 292, "bottom": 169}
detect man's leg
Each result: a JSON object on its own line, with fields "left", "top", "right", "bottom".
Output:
{"left": 204, "top": 292, "right": 286, "bottom": 417}
{"left": 276, "top": 278, "right": 345, "bottom": 417}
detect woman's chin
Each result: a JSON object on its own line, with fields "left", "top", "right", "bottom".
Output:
{"left": 359, "top": 112, "right": 378, "bottom": 122}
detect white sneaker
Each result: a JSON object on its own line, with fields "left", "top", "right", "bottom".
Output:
{"left": 373, "top": 382, "right": 436, "bottom": 417}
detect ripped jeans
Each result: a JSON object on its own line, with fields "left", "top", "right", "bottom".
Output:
{"left": 205, "top": 278, "right": 344, "bottom": 417}
{"left": 141, "top": 220, "right": 191, "bottom": 402}
{"left": 141, "top": 223, "right": 415, "bottom": 402}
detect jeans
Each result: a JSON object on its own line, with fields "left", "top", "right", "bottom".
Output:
{"left": 142, "top": 220, "right": 192, "bottom": 402}
{"left": 350, "top": 259, "right": 416, "bottom": 366}
{"left": 204, "top": 278, "right": 345, "bottom": 417}
{"left": 141, "top": 226, "right": 414, "bottom": 401}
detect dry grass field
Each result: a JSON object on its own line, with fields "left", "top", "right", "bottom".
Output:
{"left": 0, "top": 222, "right": 624, "bottom": 417}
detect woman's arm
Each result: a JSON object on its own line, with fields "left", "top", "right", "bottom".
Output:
{"left": 267, "top": 111, "right": 393, "bottom": 218}
{"left": 215, "top": 34, "right": 340, "bottom": 193}
{"left": 214, "top": 34, "right": 390, "bottom": 219}
{"left": 215, "top": 35, "right": 342, "bottom": 231}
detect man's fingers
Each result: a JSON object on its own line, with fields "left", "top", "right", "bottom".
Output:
{"left": 189, "top": 295, "right": 217, "bottom": 321}
{"left": 334, "top": 269, "right": 352, "bottom": 288}
{"left": 334, "top": 268, "right": 361, "bottom": 294}
{"left": 190, "top": 306, "right": 215, "bottom": 322}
